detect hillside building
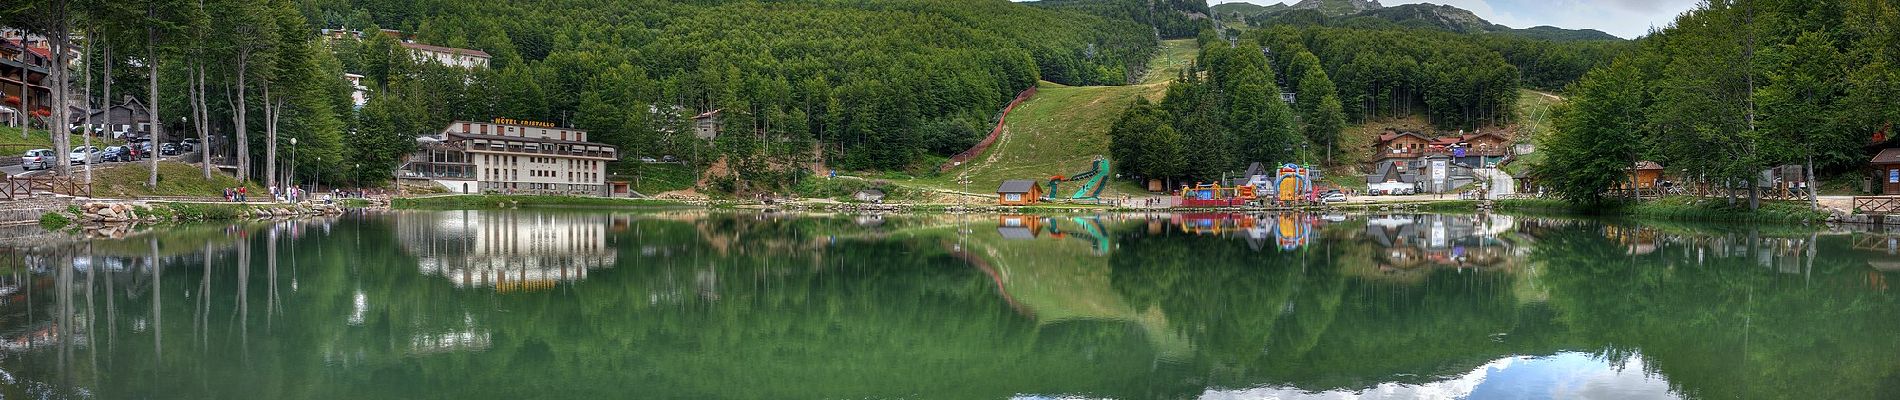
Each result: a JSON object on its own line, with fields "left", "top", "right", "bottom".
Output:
{"left": 344, "top": 73, "right": 368, "bottom": 108}
{"left": 692, "top": 109, "right": 723, "bottom": 140}
{"left": 402, "top": 42, "right": 490, "bottom": 69}
{"left": 400, "top": 119, "right": 618, "bottom": 196}
{"left": 72, "top": 96, "right": 153, "bottom": 139}
{"left": 1, "top": 37, "right": 54, "bottom": 129}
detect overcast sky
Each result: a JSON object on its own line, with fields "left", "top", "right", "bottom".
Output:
{"left": 1211, "top": 0, "right": 1704, "bottom": 39}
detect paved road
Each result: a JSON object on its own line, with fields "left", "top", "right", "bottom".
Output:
{"left": 3, "top": 151, "right": 195, "bottom": 177}
{"left": 1474, "top": 168, "right": 1515, "bottom": 198}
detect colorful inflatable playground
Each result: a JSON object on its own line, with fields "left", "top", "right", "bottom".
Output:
{"left": 1173, "top": 163, "right": 1318, "bottom": 208}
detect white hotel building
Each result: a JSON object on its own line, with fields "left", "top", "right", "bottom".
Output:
{"left": 400, "top": 119, "right": 618, "bottom": 195}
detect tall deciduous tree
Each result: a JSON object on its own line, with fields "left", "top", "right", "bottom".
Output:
{"left": 1535, "top": 60, "right": 1647, "bottom": 206}
{"left": 212, "top": 0, "right": 275, "bottom": 183}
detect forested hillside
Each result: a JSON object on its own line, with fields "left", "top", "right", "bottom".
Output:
{"left": 1536, "top": 0, "right": 1900, "bottom": 207}
{"left": 1248, "top": 27, "right": 1519, "bottom": 129}
{"left": 5, "top": 0, "right": 1169, "bottom": 191}
{"left": 1026, "top": 0, "right": 1214, "bottom": 39}
{"left": 308, "top": 0, "right": 1165, "bottom": 185}
{"left": 1240, "top": 18, "right": 1623, "bottom": 91}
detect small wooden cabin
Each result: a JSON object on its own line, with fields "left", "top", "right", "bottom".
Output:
{"left": 853, "top": 189, "right": 886, "bottom": 203}
{"left": 1873, "top": 148, "right": 1900, "bottom": 195}
{"left": 997, "top": 180, "right": 1044, "bottom": 206}
{"left": 1627, "top": 161, "right": 1665, "bottom": 190}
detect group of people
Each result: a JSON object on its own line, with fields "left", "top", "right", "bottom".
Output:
{"left": 224, "top": 186, "right": 390, "bottom": 203}
{"left": 222, "top": 187, "right": 249, "bottom": 202}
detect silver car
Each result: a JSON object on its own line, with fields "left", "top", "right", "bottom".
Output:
{"left": 20, "top": 149, "right": 54, "bottom": 171}
{"left": 69, "top": 146, "right": 102, "bottom": 165}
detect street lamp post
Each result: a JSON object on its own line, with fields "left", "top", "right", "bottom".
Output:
{"left": 288, "top": 137, "right": 297, "bottom": 202}
{"left": 314, "top": 156, "right": 321, "bottom": 201}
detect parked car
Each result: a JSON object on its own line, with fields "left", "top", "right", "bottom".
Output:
{"left": 101, "top": 146, "right": 134, "bottom": 162}
{"left": 180, "top": 138, "right": 200, "bottom": 152}
{"left": 20, "top": 149, "right": 55, "bottom": 171}
{"left": 134, "top": 142, "right": 153, "bottom": 158}
{"left": 160, "top": 143, "right": 180, "bottom": 156}
{"left": 68, "top": 146, "right": 101, "bottom": 165}
{"left": 1321, "top": 192, "right": 1348, "bottom": 203}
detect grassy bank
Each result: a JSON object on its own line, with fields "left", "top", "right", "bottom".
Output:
{"left": 613, "top": 162, "right": 697, "bottom": 194}
{"left": 40, "top": 201, "right": 287, "bottom": 230}
{"left": 85, "top": 161, "right": 266, "bottom": 198}
{"left": 391, "top": 194, "right": 684, "bottom": 209}
{"left": 911, "top": 39, "right": 1197, "bottom": 198}
{"left": 1496, "top": 197, "right": 1828, "bottom": 223}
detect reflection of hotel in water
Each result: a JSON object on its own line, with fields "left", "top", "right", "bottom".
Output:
{"left": 1365, "top": 214, "right": 1518, "bottom": 271}
{"left": 399, "top": 211, "right": 622, "bottom": 292}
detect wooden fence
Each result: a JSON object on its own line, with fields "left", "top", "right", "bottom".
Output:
{"left": 3, "top": 175, "right": 88, "bottom": 200}
{"left": 939, "top": 87, "right": 1038, "bottom": 172}
{"left": 1854, "top": 196, "right": 1900, "bottom": 215}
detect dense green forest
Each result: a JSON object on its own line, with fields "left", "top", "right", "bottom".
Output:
{"left": 1026, "top": 0, "right": 1213, "bottom": 39}
{"left": 5, "top": 0, "right": 1164, "bottom": 189}
{"left": 1241, "top": 11, "right": 1627, "bottom": 91}
{"left": 1249, "top": 26, "right": 1521, "bottom": 127}
{"left": 1109, "top": 36, "right": 1343, "bottom": 185}
{"left": 1536, "top": 0, "right": 1900, "bottom": 208}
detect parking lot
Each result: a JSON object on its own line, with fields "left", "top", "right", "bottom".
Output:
{"left": 5, "top": 143, "right": 196, "bottom": 177}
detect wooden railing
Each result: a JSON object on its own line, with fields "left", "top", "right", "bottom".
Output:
{"left": 940, "top": 86, "right": 1038, "bottom": 172}
{"left": 3, "top": 175, "right": 88, "bottom": 200}
{"left": 1854, "top": 196, "right": 1900, "bottom": 215}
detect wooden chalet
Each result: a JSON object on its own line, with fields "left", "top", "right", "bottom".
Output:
{"left": 1370, "top": 130, "right": 1432, "bottom": 165}
{"left": 997, "top": 180, "right": 1043, "bottom": 206}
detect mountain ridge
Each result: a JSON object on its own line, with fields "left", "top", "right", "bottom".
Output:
{"left": 1214, "top": 0, "right": 1622, "bottom": 41}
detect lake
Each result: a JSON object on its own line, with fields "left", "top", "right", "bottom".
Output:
{"left": 4, "top": 210, "right": 1900, "bottom": 399}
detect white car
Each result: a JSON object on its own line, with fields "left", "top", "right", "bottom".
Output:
{"left": 68, "top": 146, "right": 102, "bottom": 165}
{"left": 1321, "top": 192, "right": 1348, "bottom": 203}
{"left": 20, "top": 149, "right": 54, "bottom": 170}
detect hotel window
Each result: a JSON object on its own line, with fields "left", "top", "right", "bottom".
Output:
{"left": 461, "top": 123, "right": 470, "bottom": 133}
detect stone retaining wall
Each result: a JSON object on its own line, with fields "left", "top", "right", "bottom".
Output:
{"left": 0, "top": 197, "right": 75, "bottom": 226}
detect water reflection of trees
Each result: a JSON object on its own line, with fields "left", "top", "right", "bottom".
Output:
{"left": 7, "top": 213, "right": 1900, "bottom": 399}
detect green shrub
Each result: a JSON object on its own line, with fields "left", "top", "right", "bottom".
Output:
{"left": 38, "top": 212, "right": 71, "bottom": 230}
{"left": 163, "top": 203, "right": 249, "bottom": 220}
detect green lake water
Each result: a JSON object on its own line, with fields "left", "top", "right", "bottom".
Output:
{"left": 4, "top": 210, "right": 1900, "bottom": 399}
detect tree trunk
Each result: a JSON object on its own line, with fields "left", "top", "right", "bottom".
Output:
{"left": 82, "top": 34, "right": 93, "bottom": 193}
{"left": 263, "top": 82, "right": 276, "bottom": 191}
{"left": 1805, "top": 154, "right": 1819, "bottom": 210}
{"left": 233, "top": 59, "right": 250, "bottom": 183}
{"left": 195, "top": 0, "right": 211, "bottom": 180}
{"left": 100, "top": 43, "right": 111, "bottom": 178}
{"left": 196, "top": 65, "right": 211, "bottom": 179}
{"left": 18, "top": 56, "right": 26, "bottom": 139}
{"left": 51, "top": 21, "right": 72, "bottom": 177}
{"left": 1749, "top": 177, "right": 1761, "bottom": 211}
{"left": 147, "top": 16, "right": 162, "bottom": 189}
{"left": 44, "top": 15, "right": 73, "bottom": 175}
